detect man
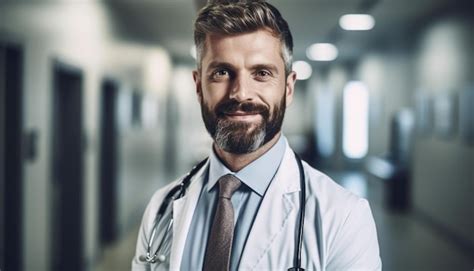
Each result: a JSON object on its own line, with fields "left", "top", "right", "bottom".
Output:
{"left": 132, "top": 0, "right": 381, "bottom": 270}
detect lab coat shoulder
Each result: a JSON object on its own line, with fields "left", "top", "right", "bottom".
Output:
{"left": 303, "top": 163, "right": 382, "bottom": 270}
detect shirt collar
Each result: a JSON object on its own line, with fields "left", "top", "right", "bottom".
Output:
{"left": 207, "top": 135, "right": 286, "bottom": 196}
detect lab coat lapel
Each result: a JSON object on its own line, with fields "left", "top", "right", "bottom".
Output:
{"left": 169, "top": 161, "right": 209, "bottom": 271}
{"left": 239, "top": 144, "right": 300, "bottom": 269}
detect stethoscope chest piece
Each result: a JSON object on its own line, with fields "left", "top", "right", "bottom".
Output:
{"left": 146, "top": 254, "right": 166, "bottom": 263}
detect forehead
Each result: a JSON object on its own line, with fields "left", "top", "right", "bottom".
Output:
{"left": 201, "top": 29, "right": 285, "bottom": 70}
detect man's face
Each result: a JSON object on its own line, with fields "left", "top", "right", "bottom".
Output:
{"left": 193, "top": 29, "right": 296, "bottom": 154}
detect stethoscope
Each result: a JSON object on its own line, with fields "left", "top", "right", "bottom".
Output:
{"left": 142, "top": 151, "right": 307, "bottom": 271}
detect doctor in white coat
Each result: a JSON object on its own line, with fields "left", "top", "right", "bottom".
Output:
{"left": 132, "top": 0, "right": 382, "bottom": 270}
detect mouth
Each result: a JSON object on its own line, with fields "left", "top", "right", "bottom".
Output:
{"left": 223, "top": 110, "right": 262, "bottom": 121}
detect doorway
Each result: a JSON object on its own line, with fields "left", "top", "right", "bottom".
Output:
{"left": 99, "top": 79, "right": 119, "bottom": 246}
{"left": 50, "top": 61, "right": 84, "bottom": 271}
{"left": 0, "top": 42, "right": 24, "bottom": 271}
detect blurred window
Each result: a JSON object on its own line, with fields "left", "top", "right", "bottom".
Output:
{"left": 343, "top": 81, "right": 369, "bottom": 159}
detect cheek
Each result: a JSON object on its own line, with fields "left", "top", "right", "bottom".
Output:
{"left": 203, "top": 82, "right": 229, "bottom": 102}
{"left": 259, "top": 82, "right": 286, "bottom": 105}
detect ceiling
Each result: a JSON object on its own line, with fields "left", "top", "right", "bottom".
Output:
{"left": 107, "top": 0, "right": 460, "bottom": 65}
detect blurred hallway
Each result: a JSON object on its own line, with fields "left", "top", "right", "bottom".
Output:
{"left": 1, "top": 0, "right": 473, "bottom": 270}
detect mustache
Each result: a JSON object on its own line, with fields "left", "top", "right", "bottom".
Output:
{"left": 215, "top": 99, "right": 270, "bottom": 118}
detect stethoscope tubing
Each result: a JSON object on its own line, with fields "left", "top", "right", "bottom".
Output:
{"left": 291, "top": 152, "right": 306, "bottom": 271}
{"left": 146, "top": 152, "right": 306, "bottom": 270}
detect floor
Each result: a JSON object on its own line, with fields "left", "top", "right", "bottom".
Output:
{"left": 94, "top": 225, "right": 140, "bottom": 271}
{"left": 94, "top": 171, "right": 474, "bottom": 271}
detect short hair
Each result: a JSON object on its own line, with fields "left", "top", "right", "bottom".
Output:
{"left": 194, "top": 0, "right": 293, "bottom": 75}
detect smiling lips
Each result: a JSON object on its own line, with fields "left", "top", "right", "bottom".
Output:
{"left": 223, "top": 110, "right": 262, "bottom": 121}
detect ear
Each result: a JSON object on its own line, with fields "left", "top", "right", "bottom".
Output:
{"left": 285, "top": 71, "right": 297, "bottom": 107}
{"left": 193, "top": 70, "right": 203, "bottom": 104}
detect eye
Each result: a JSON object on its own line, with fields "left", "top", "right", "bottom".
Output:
{"left": 211, "top": 69, "right": 230, "bottom": 79}
{"left": 255, "top": 70, "right": 272, "bottom": 81}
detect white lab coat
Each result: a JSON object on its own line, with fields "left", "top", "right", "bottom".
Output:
{"left": 132, "top": 141, "right": 382, "bottom": 271}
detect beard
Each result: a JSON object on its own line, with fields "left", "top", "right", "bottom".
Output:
{"left": 201, "top": 92, "right": 286, "bottom": 154}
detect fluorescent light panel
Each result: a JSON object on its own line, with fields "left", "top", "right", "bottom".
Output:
{"left": 339, "top": 14, "right": 375, "bottom": 31}
{"left": 306, "top": 43, "right": 338, "bottom": 61}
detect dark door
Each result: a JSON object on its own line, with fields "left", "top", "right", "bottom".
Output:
{"left": 51, "top": 62, "right": 84, "bottom": 271}
{"left": 0, "top": 42, "right": 24, "bottom": 271}
{"left": 99, "top": 79, "right": 119, "bottom": 246}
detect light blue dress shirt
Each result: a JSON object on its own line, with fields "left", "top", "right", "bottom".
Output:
{"left": 180, "top": 135, "right": 286, "bottom": 270}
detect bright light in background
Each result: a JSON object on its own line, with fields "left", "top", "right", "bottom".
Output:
{"left": 190, "top": 45, "right": 197, "bottom": 59}
{"left": 306, "top": 43, "right": 338, "bottom": 61}
{"left": 339, "top": 14, "right": 375, "bottom": 31}
{"left": 292, "top": 61, "right": 312, "bottom": 80}
{"left": 343, "top": 81, "right": 369, "bottom": 159}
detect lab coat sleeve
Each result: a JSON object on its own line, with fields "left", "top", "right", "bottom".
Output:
{"left": 325, "top": 198, "right": 382, "bottom": 271}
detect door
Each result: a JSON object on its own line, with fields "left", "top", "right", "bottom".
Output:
{"left": 0, "top": 42, "right": 24, "bottom": 271}
{"left": 50, "top": 62, "right": 84, "bottom": 271}
{"left": 99, "top": 79, "right": 119, "bottom": 246}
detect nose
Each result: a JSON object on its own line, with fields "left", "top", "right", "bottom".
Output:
{"left": 229, "top": 74, "right": 253, "bottom": 102}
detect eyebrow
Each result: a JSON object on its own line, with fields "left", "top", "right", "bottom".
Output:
{"left": 207, "top": 61, "right": 234, "bottom": 72}
{"left": 206, "top": 61, "right": 280, "bottom": 75}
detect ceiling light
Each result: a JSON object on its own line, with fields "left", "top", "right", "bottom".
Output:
{"left": 339, "top": 14, "right": 375, "bottom": 31}
{"left": 306, "top": 43, "right": 338, "bottom": 61}
{"left": 292, "top": 61, "right": 312, "bottom": 80}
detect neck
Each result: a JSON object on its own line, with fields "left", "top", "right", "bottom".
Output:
{"left": 214, "top": 132, "right": 282, "bottom": 172}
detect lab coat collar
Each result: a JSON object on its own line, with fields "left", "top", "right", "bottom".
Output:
{"left": 239, "top": 139, "right": 301, "bottom": 269}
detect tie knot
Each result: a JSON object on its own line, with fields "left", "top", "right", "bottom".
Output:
{"left": 218, "top": 174, "right": 241, "bottom": 199}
